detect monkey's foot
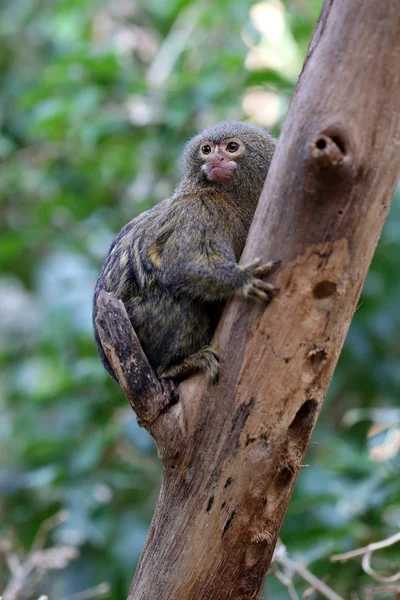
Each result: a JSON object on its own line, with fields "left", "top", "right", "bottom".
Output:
{"left": 240, "top": 258, "right": 281, "bottom": 303}
{"left": 161, "top": 346, "right": 220, "bottom": 384}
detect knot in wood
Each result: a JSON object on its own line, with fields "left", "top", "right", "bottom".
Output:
{"left": 310, "top": 134, "right": 345, "bottom": 169}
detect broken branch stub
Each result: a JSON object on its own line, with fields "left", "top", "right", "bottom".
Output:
{"left": 95, "top": 290, "right": 173, "bottom": 427}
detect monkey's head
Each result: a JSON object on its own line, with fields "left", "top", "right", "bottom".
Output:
{"left": 181, "top": 121, "right": 276, "bottom": 201}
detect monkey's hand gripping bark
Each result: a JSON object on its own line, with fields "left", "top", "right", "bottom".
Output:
{"left": 240, "top": 258, "right": 281, "bottom": 303}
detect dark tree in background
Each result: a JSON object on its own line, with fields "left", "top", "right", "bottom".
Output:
{"left": 0, "top": 1, "right": 399, "bottom": 599}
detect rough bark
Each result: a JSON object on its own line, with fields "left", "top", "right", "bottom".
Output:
{"left": 96, "top": 0, "right": 400, "bottom": 598}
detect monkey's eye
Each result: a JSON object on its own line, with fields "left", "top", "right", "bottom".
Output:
{"left": 226, "top": 141, "right": 240, "bottom": 153}
{"left": 201, "top": 144, "right": 212, "bottom": 155}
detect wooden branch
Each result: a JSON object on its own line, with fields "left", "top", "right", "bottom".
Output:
{"left": 95, "top": 291, "right": 174, "bottom": 428}
{"left": 97, "top": 1, "right": 400, "bottom": 598}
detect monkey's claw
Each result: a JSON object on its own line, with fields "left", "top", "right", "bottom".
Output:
{"left": 243, "top": 279, "right": 278, "bottom": 303}
{"left": 241, "top": 258, "right": 282, "bottom": 277}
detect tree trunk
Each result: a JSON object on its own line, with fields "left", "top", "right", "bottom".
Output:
{"left": 96, "top": 1, "right": 400, "bottom": 598}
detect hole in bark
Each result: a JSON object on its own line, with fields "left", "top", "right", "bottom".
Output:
{"left": 331, "top": 135, "right": 346, "bottom": 154}
{"left": 275, "top": 466, "right": 294, "bottom": 490}
{"left": 206, "top": 496, "right": 214, "bottom": 512}
{"left": 289, "top": 400, "right": 318, "bottom": 435}
{"left": 313, "top": 280, "right": 337, "bottom": 299}
{"left": 222, "top": 508, "right": 237, "bottom": 537}
{"left": 231, "top": 399, "right": 255, "bottom": 449}
{"left": 308, "top": 348, "right": 328, "bottom": 369}
{"left": 338, "top": 210, "right": 343, "bottom": 215}
{"left": 315, "top": 138, "right": 327, "bottom": 150}
{"left": 224, "top": 477, "right": 233, "bottom": 489}
{"left": 246, "top": 533, "right": 271, "bottom": 567}
{"left": 245, "top": 434, "right": 257, "bottom": 446}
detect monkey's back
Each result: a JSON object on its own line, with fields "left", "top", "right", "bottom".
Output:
{"left": 93, "top": 195, "right": 224, "bottom": 381}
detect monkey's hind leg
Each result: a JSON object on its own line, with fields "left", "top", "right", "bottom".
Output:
{"left": 162, "top": 346, "right": 220, "bottom": 384}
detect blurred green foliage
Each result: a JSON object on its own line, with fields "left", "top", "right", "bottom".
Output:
{"left": 0, "top": 0, "right": 399, "bottom": 598}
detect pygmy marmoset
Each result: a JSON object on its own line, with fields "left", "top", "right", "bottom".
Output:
{"left": 93, "top": 121, "right": 278, "bottom": 384}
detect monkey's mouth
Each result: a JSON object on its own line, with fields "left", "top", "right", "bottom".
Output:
{"left": 202, "top": 161, "right": 237, "bottom": 181}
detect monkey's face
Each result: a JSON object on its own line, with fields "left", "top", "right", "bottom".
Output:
{"left": 182, "top": 121, "right": 276, "bottom": 194}
{"left": 199, "top": 138, "right": 245, "bottom": 182}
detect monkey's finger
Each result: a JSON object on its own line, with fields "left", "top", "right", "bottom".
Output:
{"left": 202, "top": 347, "right": 220, "bottom": 362}
{"left": 252, "top": 259, "right": 282, "bottom": 277}
{"left": 247, "top": 287, "right": 271, "bottom": 303}
{"left": 240, "top": 258, "right": 262, "bottom": 272}
{"left": 254, "top": 279, "right": 277, "bottom": 292}
{"left": 205, "top": 353, "right": 220, "bottom": 384}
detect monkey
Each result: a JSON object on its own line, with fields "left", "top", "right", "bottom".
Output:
{"left": 93, "top": 121, "right": 279, "bottom": 385}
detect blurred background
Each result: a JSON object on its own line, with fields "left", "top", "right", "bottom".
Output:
{"left": 0, "top": 0, "right": 399, "bottom": 598}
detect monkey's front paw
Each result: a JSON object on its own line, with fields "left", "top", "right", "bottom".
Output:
{"left": 240, "top": 258, "right": 281, "bottom": 303}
